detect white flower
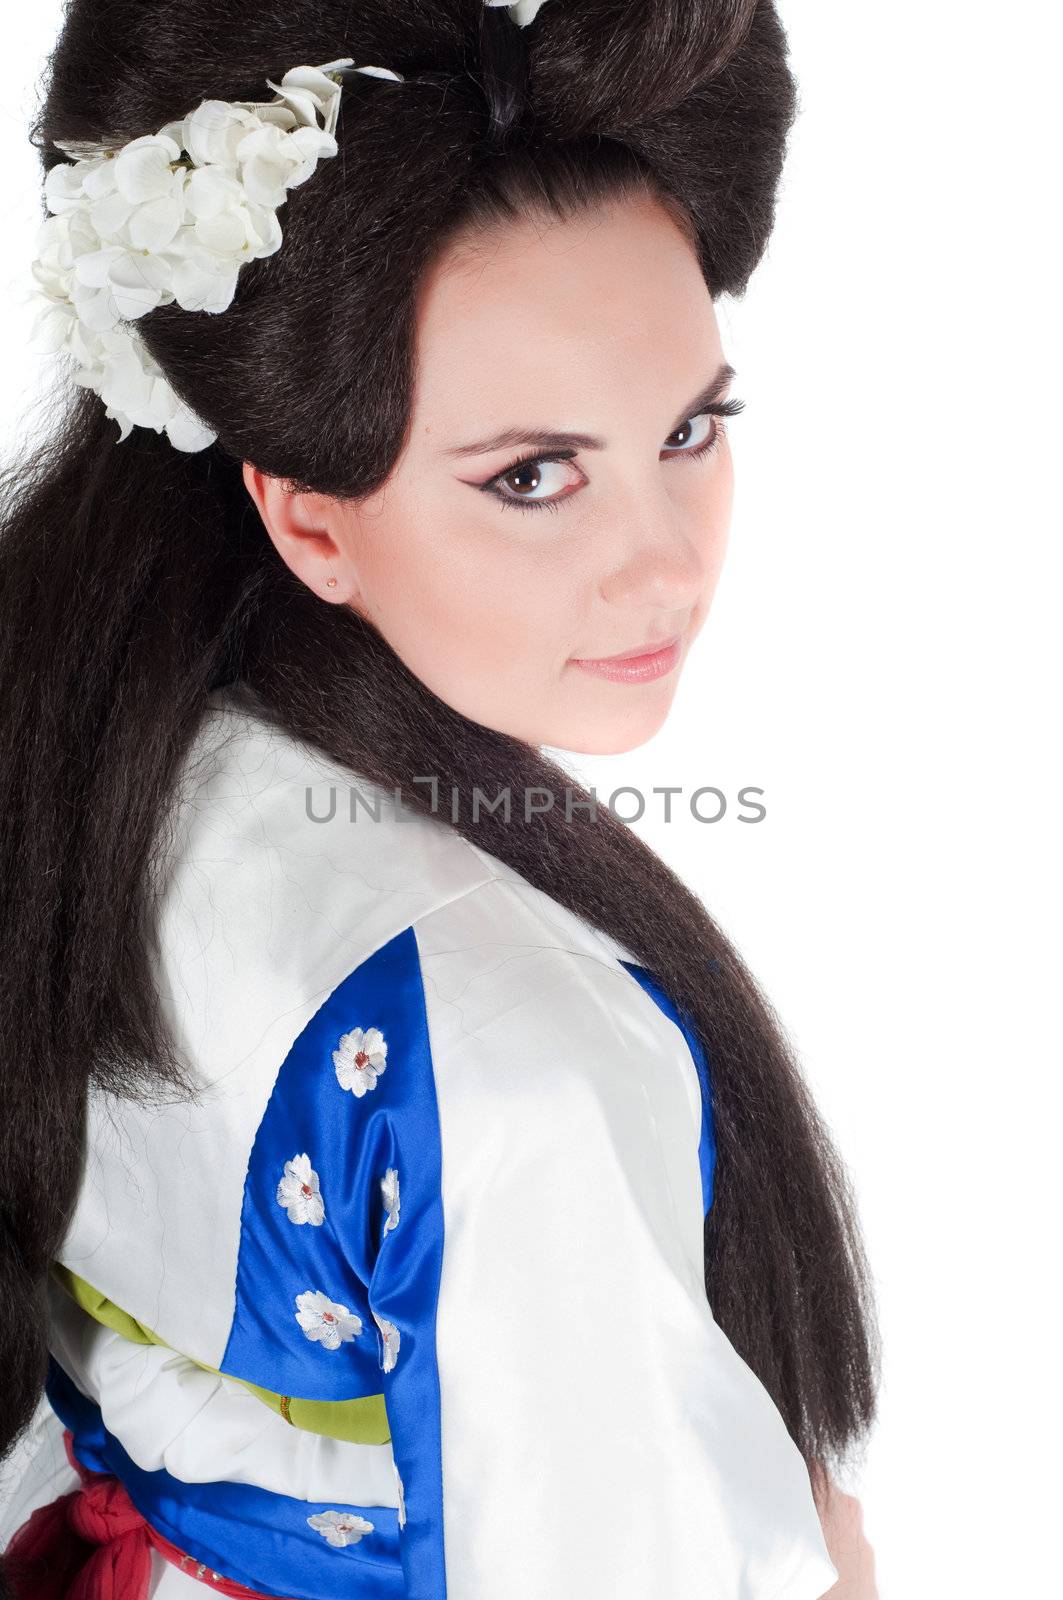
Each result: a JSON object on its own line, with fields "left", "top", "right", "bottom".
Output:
{"left": 306, "top": 1508, "right": 375, "bottom": 1547}
{"left": 233, "top": 120, "right": 336, "bottom": 208}
{"left": 71, "top": 240, "right": 176, "bottom": 322}
{"left": 113, "top": 134, "right": 184, "bottom": 202}
{"left": 333, "top": 1026, "right": 387, "bottom": 1097}
{"left": 295, "top": 1290, "right": 362, "bottom": 1349}
{"left": 183, "top": 166, "right": 282, "bottom": 261}
{"left": 31, "top": 210, "right": 96, "bottom": 307}
{"left": 60, "top": 322, "right": 215, "bottom": 451}
{"left": 393, "top": 1459, "right": 406, "bottom": 1529}
{"left": 58, "top": 137, "right": 188, "bottom": 259}
{"left": 168, "top": 251, "right": 242, "bottom": 316}
{"left": 381, "top": 1167, "right": 400, "bottom": 1233}
{"left": 265, "top": 63, "right": 357, "bottom": 141}
{"left": 27, "top": 56, "right": 394, "bottom": 453}
{"left": 484, "top": 0, "right": 553, "bottom": 25}
{"left": 42, "top": 159, "right": 91, "bottom": 215}
{"left": 276, "top": 1153, "right": 325, "bottom": 1225}
{"left": 30, "top": 295, "right": 79, "bottom": 354}
{"left": 159, "top": 405, "right": 216, "bottom": 454}
{"left": 373, "top": 1310, "right": 401, "bottom": 1373}
{"left": 163, "top": 100, "right": 264, "bottom": 173}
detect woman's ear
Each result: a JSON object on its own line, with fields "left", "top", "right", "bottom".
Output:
{"left": 241, "top": 461, "right": 358, "bottom": 606}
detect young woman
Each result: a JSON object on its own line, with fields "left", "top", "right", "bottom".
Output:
{"left": 0, "top": 2, "right": 880, "bottom": 1596}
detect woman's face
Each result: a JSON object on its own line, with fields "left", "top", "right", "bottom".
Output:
{"left": 246, "top": 190, "right": 736, "bottom": 755}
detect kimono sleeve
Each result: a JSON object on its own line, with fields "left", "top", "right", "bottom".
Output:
{"left": 347, "top": 902, "right": 840, "bottom": 1600}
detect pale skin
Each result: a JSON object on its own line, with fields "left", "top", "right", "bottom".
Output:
{"left": 243, "top": 191, "right": 878, "bottom": 1595}
{"left": 245, "top": 191, "right": 730, "bottom": 756}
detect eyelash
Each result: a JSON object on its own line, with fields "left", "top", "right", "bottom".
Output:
{"left": 482, "top": 398, "right": 746, "bottom": 514}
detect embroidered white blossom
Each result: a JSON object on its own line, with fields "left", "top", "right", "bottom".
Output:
{"left": 295, "top": 1290, "right": 362, "bottom": 1349}
{"left": 177, "top": 1556, "right": 224, "bottom": 1580}
{"left": 393, "top": 1459, "right": 407, "bottom": 1529}
{"left": 373, "top": 1310, "right": 401, "bottom": 1373}
{"left": 333, "top": 1026, "right": 387, "bottom": 1097}
{"left": 381, "top": 1167, "right": 400, "bottom": 1233}
{"left": 306, "top": 1509, "right": 375, "bottom": 1547}
{"left": 276, "top": 1152, "right": 325, "bottom": 1225}
{"left": 28, "top": 58, "right": 400, "bottom": 452}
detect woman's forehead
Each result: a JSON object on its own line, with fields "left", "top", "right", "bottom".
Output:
{"left": 410, "top": 196, "right": 721, "bottom": 438}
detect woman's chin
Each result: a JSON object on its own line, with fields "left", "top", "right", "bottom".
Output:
{"left": 544, "top": 691, "right": 677, "bottom": 756}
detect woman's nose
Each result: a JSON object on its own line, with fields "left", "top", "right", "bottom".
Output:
{"left": 597, "top": 512, "right": 706, "bottom": 611}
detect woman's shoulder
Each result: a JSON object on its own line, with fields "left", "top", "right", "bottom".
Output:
{"left": 157, "top": 683, "right": 638, "bottom": 1029}
{"left": 55, "top": 690, "right": 658, "bottom": 1368}
{"left": 166, "top": 684, "right": 650, "bottom": 1105}
{"left": 163, "top": 681, "right": 503, "bottom": 945}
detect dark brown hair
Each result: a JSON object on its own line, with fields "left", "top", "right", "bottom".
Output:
{"left": 0, "top": 1, "right": 878, "bottom": 1575}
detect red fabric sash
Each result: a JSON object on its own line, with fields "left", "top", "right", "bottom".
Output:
{"left": 4, "top": 1429, "right": 287, "bottom": 1599}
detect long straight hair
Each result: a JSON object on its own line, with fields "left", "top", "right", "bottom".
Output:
{"left": 0, "top": 1, "right": 878, "bottom": 1573}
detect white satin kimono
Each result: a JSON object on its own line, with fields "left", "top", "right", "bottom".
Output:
{"left": 0, "top": 683, "right": 838, "bottom": 1600}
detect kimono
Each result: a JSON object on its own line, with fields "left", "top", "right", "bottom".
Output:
{"left": 0, "top": 682, "right": 839, "bottom": 1600}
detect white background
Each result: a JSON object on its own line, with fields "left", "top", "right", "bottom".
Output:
{"left": 2, "top": 5, "right": 1060, "bottom": 1595}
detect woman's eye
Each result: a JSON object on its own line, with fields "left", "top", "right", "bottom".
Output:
{"left": 484, "top": 456, "right": 583, "bottom": 513}
{"left": 662, "top": 412, "right": 719, "bottom": 457}
{"left": 481, "top": 403, "right": 739, "bottom": 514}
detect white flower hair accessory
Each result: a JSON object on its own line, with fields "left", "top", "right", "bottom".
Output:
{"left": 485, "top": 0, "right": 552, "bottom": 24}
{"left": 29, "top": 5, "right": 551, "bottom": 455}
{"left": 28, "top": 57, "right": 401, "bottom": 453}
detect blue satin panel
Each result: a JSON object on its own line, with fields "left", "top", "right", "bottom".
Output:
{"left": 45, "top": 1357, "right": 404, "bottom": 1600}
{"left": 220, "top": 923, "right": 447, "bottom": 1598}
{"left": 619, "top": 961, "right": 717, "bottom": 1215}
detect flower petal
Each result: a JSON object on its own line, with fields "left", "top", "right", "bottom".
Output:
{"left": 80, "top": 161, "right": 120, "bottom": 202}
{"left": 181, "top": 101, "right": 245, "bottom": 168}
{"left": 238, "top": 154, "right": 292, "bottom": 210}
{"left": 245, "top": 203, "right": 282, "bottom": 256}
{"left": 107, "top": 252, "right": 173, "bottom": 318}
{"left": 165, "top": 405, "right": 217, "bottom": 453}
{"left": 72, "top": 245, "right": 122, "bottom": 290}
{"left": 113, "top": 135, "right": 181, "bottom": 204}
{"left": 171, "top": 255, "right": 239, "bottom": 314}
{"left": 127, "top": 195, "right": 183, "bottom": 252}
{"left": 88, "top": 190, "right": 135, "bottom": 241}
{"left": 193, "top": 208, "right": 250, "bottom": 256}
{"left": 29, "top": 298, "right": 78, "bottom": 353}
{"left": 70, "top": 283, "right": 122, "bottom": 334}
{"left": 184, "top": 165, "right": 243, "bottom": 221}
{"left": 43, "top": 162, "right": 87, "bottom": 215}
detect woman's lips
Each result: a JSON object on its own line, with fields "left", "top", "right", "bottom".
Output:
{"left": 570, "top": 634, "right": 683, "bottom": 683}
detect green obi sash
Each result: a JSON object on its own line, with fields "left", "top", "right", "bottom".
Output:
{"left": 49, "top": 1262, "right": 391, "bottom": 1445}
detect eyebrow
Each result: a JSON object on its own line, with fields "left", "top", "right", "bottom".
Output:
{"left": 441, "top": 361, "right": 737, "bottom": 458}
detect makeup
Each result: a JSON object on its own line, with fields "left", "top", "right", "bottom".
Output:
{"left": 570, "top": 635, "right": 682, "bottom": 683}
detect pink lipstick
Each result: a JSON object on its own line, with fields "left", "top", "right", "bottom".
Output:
{"left": 570, "top": 634, "right": 682, "bottom": 684}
